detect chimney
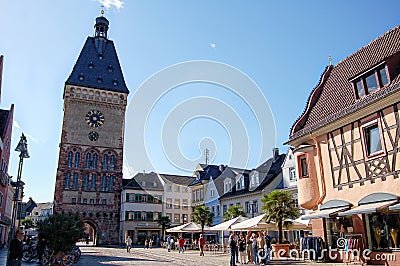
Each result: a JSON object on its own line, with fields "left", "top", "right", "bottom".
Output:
{"left": 219, "top": 164, "right": 226, "bottom": 172}
{"left": 272, "top": 147, "right": 279, "bottom": 162}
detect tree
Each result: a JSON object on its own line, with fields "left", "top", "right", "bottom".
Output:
{"left": 21, "top": 217, "right": 34, "bottom": 228}
{"left": 37, "top": 213, "right": 85, "bottom": 253}
{"left": 261, "top": 190, "right": 300, "bottom": 244}
{"left": 157, "top": 216, "right": 171, "bottom": 241}
{"left": 192, "top": 206, "right": 214, "bottom": 235}
{"left": 223, "top": 205, "right": 247, "bottom": 221}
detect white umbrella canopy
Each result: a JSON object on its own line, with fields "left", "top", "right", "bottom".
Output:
{"left": 167, "top": 222, "right": 209, "bottom": 233}
{"left": 208, "top": 216, "right": 248, "bottom": 231}
{"left": 283, "top": 218, "right": 312, "bottom": 230}
{"left": 231, "top": 214, "right": 274, "bottom": 230}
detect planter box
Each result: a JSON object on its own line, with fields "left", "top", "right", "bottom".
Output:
{"left": 272, "top": 243, "right": 290, "bottom": 258}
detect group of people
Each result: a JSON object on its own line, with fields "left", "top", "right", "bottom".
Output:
{"left": 125, "top": 236, "right": 153, "bottom": 253}
{"left": 229, "top": 231, "right": 272, "bottom": 266}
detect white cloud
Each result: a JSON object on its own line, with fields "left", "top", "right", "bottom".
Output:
{"left": 123, "top": 164, "right": 136, "bottom": 179}
{"left": 210, "top": 43, "right": 216, "bottom": 48}
{"left": 99, "top": 0, "right": 124, "bottom": 10}
{"left": 26, "top": 134, "right": 39, "bottom": 143}
{"left": 13, "top": 120, "right": 20, "bottom": 129}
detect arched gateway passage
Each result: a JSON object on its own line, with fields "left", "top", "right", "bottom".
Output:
{"left": 83, "top": 221, "right": 98, "bottom": 246}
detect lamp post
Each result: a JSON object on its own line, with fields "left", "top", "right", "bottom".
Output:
{"left": 7, "top": 133, "right": 29, "bottom": 264}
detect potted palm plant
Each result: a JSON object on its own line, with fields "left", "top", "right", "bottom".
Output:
{"left": 261, "top": 190, "right": 300, "bottom": 257}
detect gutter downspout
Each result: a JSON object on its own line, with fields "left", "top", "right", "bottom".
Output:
{"left": 310, "top": 134, "right": 326, "bottom": 205}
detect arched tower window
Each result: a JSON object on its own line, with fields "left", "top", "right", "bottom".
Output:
{"left": 72, "top": 173, "right": 78, "bottom": 190}
{"left": 67, "top": 152, "right": 73, "bottom": 167}
{"left": 108, "top": 175, "right": 114, "bottom": 192}
{"left": 83, "top": 173, "right": 89, "bottom": 190}
{"left": 91, "top": 174, "right": 97, "bottom": 191}
{"left": 65, "top": 172, "right": 71, "bottom": 189}
{"left": 74, "top": 152, "right": 80, "bottom": 168}
{"left": 101, "top": 174, "right": 107, "bottom": 191}
{"left": 110, "top": 155, "right": 115, "bottom": 171}
{"left": 85, "top": 153, "right": 91, "bottom": 169}
{"left": 103, "top": 155, "right": 109, "bottom": 171}
{"left": 92, "top": 154, "right": 98, "bottom": 169}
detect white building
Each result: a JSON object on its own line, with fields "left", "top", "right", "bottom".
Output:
{"left": 120, "top": 172, "right": 164, "bottom": 245}
{"left": 159, "top": 174, "right": 195, "bottom": 226}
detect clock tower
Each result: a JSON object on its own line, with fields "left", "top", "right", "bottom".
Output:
{"left": 54, "top": 13, "right": 129, "bottom": 245}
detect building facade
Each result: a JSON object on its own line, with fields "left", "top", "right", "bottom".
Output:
{"left": 53, "top": 14, "right": 129, "bottom": 245}
{"left": 160, "top": 174, "right": 194, "bottom": 226}
{"left": 288, "top": 26, "right": 400, "bottom": 264}
{"left": 120, "top": 172, "right": 164, "bottom": 245}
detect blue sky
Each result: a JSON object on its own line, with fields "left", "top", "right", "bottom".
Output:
{"left": 1, "top": 0, "right": 399, "bottom": 202}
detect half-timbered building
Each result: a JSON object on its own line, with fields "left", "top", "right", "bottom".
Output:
{"left": 287, "top": 26, "right": 400, "bottom": 264}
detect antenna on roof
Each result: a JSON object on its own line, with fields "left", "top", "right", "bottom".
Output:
{"left": 205, "top": 148, "right": 209, "bottom": 165}
{"left": 101, "top": 6, "right": 105, "bottom": 16}
{"left": 328, "top": 54, "right": 332, "bottom": 66}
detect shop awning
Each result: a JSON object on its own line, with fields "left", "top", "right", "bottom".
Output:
{"left": 338, "top": 200, "right": 398, "bottom": 216}
{"left": 389, "top": 202, "right": 400, "bottom": 211}
{"left": 300, "top": 206, "right": 349, "bottom": 220}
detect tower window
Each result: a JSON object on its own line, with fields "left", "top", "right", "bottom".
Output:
{"left": 108, "top": 175, "right": 114, "bottom": 192}
{"left": 67, "top": 152, "right": 73, "bottom": 167}
{"left": 65, "top": 172, "right": 71, "bottom": 189}
{"left": 110, "top": 155, "right": 115, "bottom": 171}
{"left": 91, "top": 174, "right": 96, "bottom": 191}
{"left": 83, "top": 173, "right": 89, "bottom": 190}
{"left": 74, "top": 152, "right": 80, "bottom": 168}
{"left": 72, "top": 173, "right": 78, "bottom": 190}
{"left": 101, "top": 174, "right": 107, "bottom": 191}
{"left": 92, "top": 154, "right": 98, "bottom": 169}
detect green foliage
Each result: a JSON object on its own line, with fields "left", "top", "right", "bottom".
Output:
{"left": 21, "top": 217, "right": 34, "bottom": 228}
{"left": 261, "top": 190, "right": 300, "bottom": 243}
{"left": 37, "top": 213, "right": 85, "bottom": 253}
{"left": 157, "top": 216, "right": 171, "bottom": 241}
{"left": 223, "top": 205, "right": 247, "bottom": 221}
{"left": 192, "top": 206, "right": 214, "bottom": 235}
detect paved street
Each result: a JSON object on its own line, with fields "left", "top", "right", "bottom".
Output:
{"left": 0, "top": 245, "right": 350, "bottom": 266}
{"left": 72, "top": 246, "right": 347, "bottom": 266}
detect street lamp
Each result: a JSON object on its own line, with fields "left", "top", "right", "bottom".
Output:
{"left": 7, "top": 133, "right": 29, "bottom": 264}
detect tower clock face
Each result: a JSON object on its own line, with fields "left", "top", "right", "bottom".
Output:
{"left": 88, "top": 131, "right": 99, "bottom": 141}
{"left": 86, "top": 110, "right": 105, "bottom": 127}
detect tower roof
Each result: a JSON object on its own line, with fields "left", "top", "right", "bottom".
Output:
{"left": 66, "top": 16, "right": 129, "bottom": 94}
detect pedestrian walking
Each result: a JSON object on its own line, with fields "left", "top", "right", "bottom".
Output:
{"left": 263, "top": 231, "right": 271, "bottom": 264}
{"left": 144, "top": 239, "right": 149, "bottom": 249}
{"left": 257, "top": 231, "right": 266, "bottom": 266}
{"left": 252, "top": 233, "right": 258, "bottom": 264}
{"left": 178, "top": 236, "right": 185, "bottom": 253}
{"left": 125, "top": 236, "right": 132, "bottom": 253}
{"left": 228, "top": 233, "right": 237, "bottom": 266}
{"left": 199, "top": 234, "right": 205, "bottom": 256}
{"left": 246, "top": 231, "right": 254, "bottom": 263}
{"left": 166, "top": 235, "right": 171, "bottom": 252}
{"left": 238, "top": 234, "right": 247, "bottom": 264}
{"left": 233, "top": 232, "right": 239, "bottom": 264}
{"left": 149, "top": 238, "right": 153, "bottom": 249}
{"left": 8, "top": 229, "right": 24, "bottom": 266}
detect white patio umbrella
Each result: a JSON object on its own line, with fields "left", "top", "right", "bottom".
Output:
{"left": 167, "top": 222, "right": 209, "bottom": 233}
{"left": 208, "top": 216, "right": 248, "bottom": 231}
{"left": 231, "top": 214, "right": 274, "bottom": 230}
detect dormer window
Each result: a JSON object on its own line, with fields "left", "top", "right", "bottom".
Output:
{"left": 250, "top": 172, "right": 259, "bottom": 187}
{"left": 88, "top": 62, "right": 94, "bottom": 69}
{"left": 353, "top": 64, "right": 389, "bottom": 99}
{"left": 224, "top": 178, "right": 232, "bottom": 194}
{"left": 79, "top": 73, "right": 84, "bottom": 81}
{"left": 236, "top": 175, "right": 245, "bottom": 190}
{"left": 108, "top": 65, "right": 113, "bottom": 72}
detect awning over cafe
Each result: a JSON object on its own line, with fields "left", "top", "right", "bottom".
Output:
{"left": 338, "top": 192, "right": 398, "bottom": 216}
{"left": 300, "top": 206, "right": 349, "bottom": 220}
{"left": 389, "top": 203, "right": 400, "bottom": 211}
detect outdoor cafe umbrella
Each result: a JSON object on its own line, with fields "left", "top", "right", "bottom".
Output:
{"left": 208, "top": 216, "right": 248, "bottom": 231}
{"left": 231, "top": 214, "right": 274, "bottom": 231}
{"left": 166, "top": 222, "right": 209, "bottom": 233}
